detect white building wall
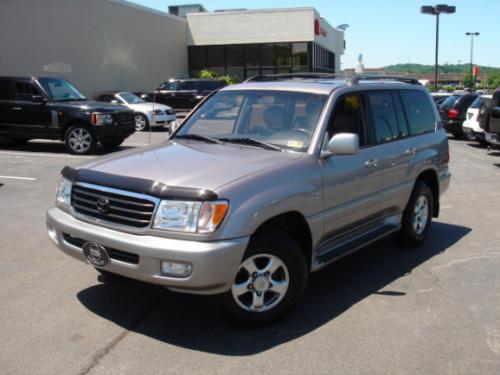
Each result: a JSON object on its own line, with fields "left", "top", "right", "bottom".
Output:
{"left": 0, "top": 0, "right": 188, "bottom": 96}
{"left": 187, "top": 8, "right": 316, "bottom": 45}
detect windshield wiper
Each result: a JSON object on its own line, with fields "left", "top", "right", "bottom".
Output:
{"left": 174, "top": 134, "right": 223, "bottom": 144}
{"left": 219, "top": 137, "right": 283, "bottom": 151}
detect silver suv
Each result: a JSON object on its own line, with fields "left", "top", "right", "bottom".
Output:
{"left": 46, "top": 74, "right": 450, "bottom": 323}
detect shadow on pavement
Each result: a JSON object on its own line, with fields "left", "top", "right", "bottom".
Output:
{"left": 77, "top": 221, "right": 470, "bottom": 355}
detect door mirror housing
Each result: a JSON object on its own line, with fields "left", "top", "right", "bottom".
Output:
{"left": 32, "top": 95, "right": 47, "bottom": 104}
{"left": 325, "top": 133, "right": 359, "bottom": 156}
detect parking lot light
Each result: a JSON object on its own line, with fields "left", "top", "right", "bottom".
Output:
{"left": 420, "top": 4, "right": 456, "bottom": 91}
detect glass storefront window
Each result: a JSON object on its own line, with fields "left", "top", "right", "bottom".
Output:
{"left": 292, "top": 42, "right": 308, "bottom": 71}
{"left": 226, "top": 45, "right": 244, "bottom": 67}
{"left": 207, "top": 45, "right": 225, "bottom": 69}
{"left": 245, "top": 45, "right": 260, "bottom": 67}
{"left": 260, "top": 44, "right": 275, "bottom": 67}
{"left": 188, "top": 46, "right": 207, "bottom": 70}
{"left": 275, "top": 43, "right": 291, "bottom": 67}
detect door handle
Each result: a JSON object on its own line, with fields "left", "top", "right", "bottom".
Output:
{"left": 364, "top": 159, "right": 378, "bottom": 168}
{"left": 404, "top": 147, "right": 416, "bottom": 156}
{"left": 12, "top": 107, "right": 22, "bottom": 111}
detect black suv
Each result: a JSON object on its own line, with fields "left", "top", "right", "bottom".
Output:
{"left": 0, "top": 77, "right": 135, "bottom": 154}
{"left": 137, "top": 79, "right": 227, "bottom": 111}
{"left": 438, "top": 92, "right": 478, "bottom": 139}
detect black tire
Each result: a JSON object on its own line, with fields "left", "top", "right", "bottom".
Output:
{"left": 222, "top": 231, "right": 308, "bottom": 324}
{"left": 478, "top": 138, "right": 489, "bottom": 147}
{"left": 134, "top": 113, "right": 149, "bottom": 131}
{"left": 64, "top": 125, "right": 97, "bottom": 155}
{"left": 394, "top": 181, "right": 434, "bottom": 246}
{"left": 100, "top": 138, "right": 125, "bottom": 149}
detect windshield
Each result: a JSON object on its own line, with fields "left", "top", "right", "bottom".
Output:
{"left": 118, "top": 91, "right": 145, "bottom": 104}
{"left": 39, "top": 78, "right": 86, "bottom": 101}
{"left": 174, "top": 90, "right": 327, "bottom": 152}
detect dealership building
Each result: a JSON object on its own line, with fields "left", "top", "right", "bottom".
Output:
{"left": 0, "top": 0, "right": 345, "bottom": 95}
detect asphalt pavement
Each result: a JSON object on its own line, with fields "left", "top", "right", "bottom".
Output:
{"left": 1, "top": 132, "right": 499, "bottom": 375}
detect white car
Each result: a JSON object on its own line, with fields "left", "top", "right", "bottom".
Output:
{"left": 94, "top": 91, "right": 177, "bottom": 131}
{"left": 462, "top": 95, "right": 492, "bottom": 146}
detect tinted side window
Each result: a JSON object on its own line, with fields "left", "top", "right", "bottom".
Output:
{"left": 367, "top": 92, "right": 399, "bottom": 144}
{"left": 0, "top": 79, "right": 12, "bottom": 100}
{"left": 439, "top": 95, "right": 460, "bottom": 110}
{"left": 469, "top": 97, "right": 483, "bottom": 109}
{"left": 328, "top": 94, "right": 367, "bottom": 146}
{"left": 14, "top": 81, "right": 40, "bottom": 101}
{"left": 456, "top": 95, "right": 478, "bottom": 111}
{"left": 178, "top": 82, "right": 196, "bottom": 91}
{"left": 400, "top": 90, "right": 436, "bottom": 135}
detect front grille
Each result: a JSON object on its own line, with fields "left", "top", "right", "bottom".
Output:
{"left": 62, "top": 233, "right": 139, "bottom": 264}
{"left": 114, "top": 111, "right": 134, "bottom": 124}
{"left": 71, "top": 184, "right": 156, "bottom": 228}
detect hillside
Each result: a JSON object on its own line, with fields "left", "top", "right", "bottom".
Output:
{"left": 385, "top": 63, "right": 500, "bottom": 74}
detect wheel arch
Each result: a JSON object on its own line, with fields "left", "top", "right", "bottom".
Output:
{"left": 251, "top": 211, "right": 313, "bottom": 269}
{"left": 416, "top": 169, "right": 440, "bottom": 217}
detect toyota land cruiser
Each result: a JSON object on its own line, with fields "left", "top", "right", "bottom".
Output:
{"left": 46, "top": 74, "right": 450, "bottom": 323}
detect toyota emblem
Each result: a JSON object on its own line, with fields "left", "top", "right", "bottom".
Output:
{"left": 96, "top": 197, "right": 110, "bottom": 213}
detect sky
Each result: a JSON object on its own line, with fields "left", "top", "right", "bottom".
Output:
{"left": 131, "top": 0, "right": 499, "bottom": 69}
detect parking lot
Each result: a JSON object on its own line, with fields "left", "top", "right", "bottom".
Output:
{"left": 1, "top": 133, "right": 500, "bottom": 374}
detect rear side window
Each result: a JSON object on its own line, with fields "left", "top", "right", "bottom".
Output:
{"left": 456, "top": 95, "right": 478, "bottom": 112}
{"left": 400, "top": 90, "right": 436, "bottom": 135}
{"left": 14, "top": 81, "right": 40, "bottom": 101}
{"left": 366, "top": 92, "right": 400, "bottom": 143}
{"left": 0, "top": 79, "right": 11, "bottom": 100}
{"left": 469, "top": 97, "right": 484, "bottom": 109}
{"left": 197, "top": 81, "right": 225, "bottom": 91}
{"left": 178, "top": 82, "right": 196, "bottom": 91}
{"left": 439, "top": 95, "right": 460, "bottom": 110}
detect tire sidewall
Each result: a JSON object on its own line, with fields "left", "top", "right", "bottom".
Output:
{"left": 64, "top": 125, "right": 97, "bottom": 155}
{"left": 223, "top": 232, "right": 308, "bottom": 324}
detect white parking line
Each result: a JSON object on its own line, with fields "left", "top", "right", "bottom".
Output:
{"left": 0, "top": 175, "right": 37, "bottom": 181}
{"left": 0, "top": 151, "right": 90, "bottom": 158}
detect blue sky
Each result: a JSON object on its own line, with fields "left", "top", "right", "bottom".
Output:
{"left": 131, "top": 0, "right": 499, "bottom": 69}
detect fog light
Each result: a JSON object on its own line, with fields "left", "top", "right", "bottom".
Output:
{"left": 47, "top": 225, "right": 59, "bottom": 245}
{"left": 161, "top": 261, "right": 192, "bottom": 278}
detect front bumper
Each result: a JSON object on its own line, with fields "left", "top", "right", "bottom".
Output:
{"left": 94, "top": 122, "right": 135, "bottom": 140}
{"left": 46, "top": 207, "right": 249, "bottom": 294}
{"left": 151, "top": 114, "right": 176, "bottom": 126}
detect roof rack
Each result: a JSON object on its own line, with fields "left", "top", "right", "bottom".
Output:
{"left": 244, "top": 72, "right": 338, "bottom": 82}
{"left": 348, "top": 75, "right": 421, "bottom": 85}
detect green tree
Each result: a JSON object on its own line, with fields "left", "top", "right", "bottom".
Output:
{"left": 462, "top": 74, "right": 474, "bottom": 88}
{"left": 198, "top": 69, "right": 238, "bottom": 85}
{"left": 487, "top": 72, "right": 500, "bottom": 89}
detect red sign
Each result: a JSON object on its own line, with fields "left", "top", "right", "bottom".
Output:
{"left": 314, "top": 19, "right": 328, "bottom": 37}
{"left": 473, "top": 65, "right": 479, "bottom": 77}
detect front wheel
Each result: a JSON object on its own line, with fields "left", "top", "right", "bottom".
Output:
{"left": 223, "top": 231, "right": 307, "bottom": 324}
{"left": 394, "top": 181, "right": 434, "bottom": 246}
{"left": 134, "top": 114, "right": 149, "bottom": 131}
{"left": 65, "top": 125, "right": 97, "bottom": 155}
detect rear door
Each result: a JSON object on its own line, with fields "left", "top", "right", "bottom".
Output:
{"left": 10, "top": 79, "right": 52, "bottom": 136}
{"left": 0, "top": 78, "right": 14, "bottom": 132}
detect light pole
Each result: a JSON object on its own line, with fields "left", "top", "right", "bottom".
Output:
{"left": 465, "top": 32, "right": 479, "bottom": 88}
{"left": 421, "top": 4, "right": 456, "bottom": 91}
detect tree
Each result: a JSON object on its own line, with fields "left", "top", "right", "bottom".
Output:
{"left": 462, "top": 74, "right": 474, "bottom": 89}
{"left": 198, "top": 69, "right": 238, "bottom": 85}
{"left": 487, "top": 72, "right": 500, "bottom": 89}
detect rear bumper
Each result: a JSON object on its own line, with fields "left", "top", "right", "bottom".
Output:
{"left": 443, "top": 120, "right": 464, "bottom": 133}
{"left": 485, "top": 132, "right": 500, "bottom": 146}
{"left": 46, "top": 206, "right": 249, "bottom": 294}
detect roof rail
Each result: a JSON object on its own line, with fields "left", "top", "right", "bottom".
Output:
{"left": 348, "top": 75, "right": 421, "bottom": 85}
{"left": 244, "top": 72, "right": 338, "bottom": 83}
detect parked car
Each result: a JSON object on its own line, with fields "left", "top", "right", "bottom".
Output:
{"left": 46, "top": 74, "right": 450, "bottom": 323}
{"left": 438, "top": 92, "right": 478, "bottom": 138}
{"left": 462, "top": 95, "right": 492, "bottom": 146}
{"left": 137, "top": 79, "right": 227, "bottom": 111}
{"left": 483, "top": 89, "right": 500, "bottom": 148}
{"left": 0, "top": 77, "right": 135, "bottom": 154}
{"left": 93, "top": 91, "right": 176, "bottom": 132}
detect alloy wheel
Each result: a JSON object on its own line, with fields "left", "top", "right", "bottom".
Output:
{"left": 231, "top": 253, "right": 289, "bottom": 313}
{"left": 412, "top": 195, "right": 429, "bottom": 235}
{"left": 135, "top": 115, "right": 146, "bottom": 131}
{"left": 68, "top": 128, "right": 91, "bottom": 153}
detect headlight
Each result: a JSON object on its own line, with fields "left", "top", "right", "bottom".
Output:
{"left": 152, "top": 109, "right": 164, "bottom": 115}
{"left": 56, "top": 178, "right": 72, "bottom": 207}
{"left": 91, "top": 113, "right": 113, "bottom": 125}
{"left": 153, "top": 200, "right": 229, "bottom": 233}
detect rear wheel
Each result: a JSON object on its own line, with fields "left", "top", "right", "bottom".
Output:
{"left": 65, "top": 125, "right": 97, "bottom": 155}
{"left": 394, "top": 181, "right": 434, "bottom": 246}
{"left": 134, "top": 114, "right": 149, "bottom": 131}
{"left": 223, "top": 231, "right": 307, "bottom": 324}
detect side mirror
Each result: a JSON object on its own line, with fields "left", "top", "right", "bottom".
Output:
{"left": 32, "top": 95, "right": 47, "bottom": 104}
{"left": 326, "top": 133, "right": 359, "bottom": 156}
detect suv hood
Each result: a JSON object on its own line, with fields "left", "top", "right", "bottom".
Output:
{"left": 54, "top": 100, "right": 127, "bottom": 112}
{"left": 76, "top": 140, "right": 303, "bottom": 192}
